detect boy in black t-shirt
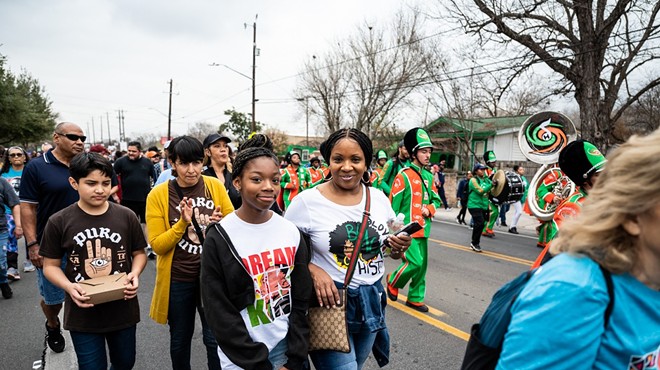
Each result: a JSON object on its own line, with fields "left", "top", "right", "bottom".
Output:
{"left": 40, "top": 152, "right": 147, "bottom": 369}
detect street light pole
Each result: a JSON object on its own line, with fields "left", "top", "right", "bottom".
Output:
{"left": 251, "top": 16, "right": 257, "bottom": 133}
{"left": 167, "top": 79, "right": 173, "bottom": 140}
{"left": 297, "top": 97, "right": 310, "bottom": 146}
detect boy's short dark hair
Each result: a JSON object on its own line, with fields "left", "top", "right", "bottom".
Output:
{"left": 169, "top": 135, "right": 204, "bottom": 165}
{"left": 128, "top": 141, "right": 142, "bottom": 150}
{"left": 70, "top": 152, "right": 114, "bottom": 182}
{"left": 513, "top": 165, "right": 521, "bottom": 172}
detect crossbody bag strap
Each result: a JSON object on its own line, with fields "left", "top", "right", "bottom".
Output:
{"left": 343, "top": 185, "right": 371, "bottom": 288}
{"left": 171, "top": 179, "right": 205, "bottom": 244}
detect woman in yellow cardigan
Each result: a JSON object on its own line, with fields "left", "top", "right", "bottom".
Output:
{"left": 146, "top": 136, "right": 234, "bottom": 370}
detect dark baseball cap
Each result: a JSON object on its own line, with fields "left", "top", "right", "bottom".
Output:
{"left": 203, "top": 133, "right": 232, "bottom": 148}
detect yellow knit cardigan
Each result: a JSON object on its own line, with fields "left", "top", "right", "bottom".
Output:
{"left": 147, "top": 175, "right": 234, "bottom": 324}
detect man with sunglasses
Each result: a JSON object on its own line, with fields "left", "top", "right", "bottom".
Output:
{"left": 20, "top": 122, "right": 86, "bottom": 354}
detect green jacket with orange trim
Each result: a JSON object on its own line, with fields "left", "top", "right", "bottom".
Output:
{"left": 546, "top": 187, "right": 587, "bottom": 242}
{"left": 389, "top": 162, "right": 442, "bottom": 239}
{"left": 467, "top": 176, "right": 493, "bottom": 210}
{"left": 306, "top": 166, "right": 326, "bottom": 188}
{"left": 280, "top": 164, "right": 310, "bottom": 209}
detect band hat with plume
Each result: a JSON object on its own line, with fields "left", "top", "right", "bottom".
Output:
{"left": 484, "top": 150, "right": 497, "bottom": 162}
{"left": 404, "top": 127, "right": 434, "bottom": 155}
{"left": 558, "top": 139, "right": 607, "bottom": 186}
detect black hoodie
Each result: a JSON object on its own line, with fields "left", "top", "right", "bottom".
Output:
{"left": 201, "top": 222, "right": 312, "bottom": 370}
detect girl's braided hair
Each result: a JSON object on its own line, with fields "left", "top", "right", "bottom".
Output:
{"left": 233, "top": 134, "right": 279, "bottom": 178}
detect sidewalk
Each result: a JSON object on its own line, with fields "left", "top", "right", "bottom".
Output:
{"left": 433, "top": 204, "right": 540, "bottom": 237}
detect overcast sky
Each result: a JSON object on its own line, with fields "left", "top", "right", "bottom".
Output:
{"left": 1, "top": 0, "right": 408, "bottom": 143}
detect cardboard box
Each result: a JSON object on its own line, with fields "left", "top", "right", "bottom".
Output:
{"left": 79, "top": 273, "right": 127, "bottom": 305}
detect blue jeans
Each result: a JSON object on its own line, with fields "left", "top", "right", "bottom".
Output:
{"left": 268, "top": 338, "right": 288, "bottom": 369}
{"left": 168, "top": 280, "right": 220, "bottom": 370}
{"left": 70, "top": 325, "right": 136, "bottom": 370}
{"left": 309, "top": 328, "right": 378, "bottom": 370}
{"left": 36, "top": 256, "right": 66, "bottom": 305}
{"left": 0, "top": 231, "right": 8, "bottom": 284}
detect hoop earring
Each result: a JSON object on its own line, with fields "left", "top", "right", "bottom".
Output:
{"left": 360, "top": 171, "right": 371, "bottom": 185}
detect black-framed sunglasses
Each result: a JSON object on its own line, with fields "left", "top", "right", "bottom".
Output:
{"left": 57, "top": 132, "right": 87, "bottom": 142}
{"left": 8, "top": 153, "right": 24, "bottom": 158}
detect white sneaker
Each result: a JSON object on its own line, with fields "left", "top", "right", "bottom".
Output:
{"left": 23, "top": 261, "right": 36, "bottom": 272}
{"left": 7, "top": 267, "right": 20, "bottom": 280}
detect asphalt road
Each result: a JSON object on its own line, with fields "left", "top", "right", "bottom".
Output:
{"left": 1, "top": 212, "right": 544, "bottom": 370}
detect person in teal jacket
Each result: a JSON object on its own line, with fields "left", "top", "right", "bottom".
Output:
{"left": 467, "top": 163, "right": 495, "bottom": 252}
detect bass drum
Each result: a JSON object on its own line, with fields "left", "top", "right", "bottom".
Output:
{"left": 491, "top": 170, "right": 525, "bottom": 204}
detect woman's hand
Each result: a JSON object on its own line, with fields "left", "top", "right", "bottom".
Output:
{"left": 180, "top": 197, "right": 193, "bottom": 223}
{"left": 386, "top": 233, "right": 412, "bottom": 257}
{"left": 209, "top": 206, "right": 223, "bottom": 223}
{"left": 309, "top": 263, "right": 340, "bottom": 308}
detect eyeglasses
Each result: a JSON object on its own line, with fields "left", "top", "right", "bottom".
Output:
{"left": 57, "top": 132, "right": 87, "bottom": 142}
{"left": 8, "top": 153, "right": 24, "bottom": 158}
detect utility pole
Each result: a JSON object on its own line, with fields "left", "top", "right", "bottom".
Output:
{"left": 90, "top": 117, "right": 96, "bottom": 143}
{"left": 117, "top": 110, "right": 125, "bottom": 142}
{"left": 250, "top": 15, "right": 257, "bottom": 133}
{"left": 121, "top": 110, "right": 125, "bottom": 142}
{"left": 106, "top": 112, "right": 111, "bottom": 145}
{"left": 167, "top": 79, "right": 173, "bottom": 140}
{"left": 99, "top": 115, "right": 104, "bottom": 144}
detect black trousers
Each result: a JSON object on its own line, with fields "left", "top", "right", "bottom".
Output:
{"left": 458, "top": 199, "right": 468, "bottom": 222}
{"left": 468, "top": 208, "right": 487, "bottom": 246}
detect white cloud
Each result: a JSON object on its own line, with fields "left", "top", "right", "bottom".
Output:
{"left": 1, "top": 0, "right": 405, "bottom": 143}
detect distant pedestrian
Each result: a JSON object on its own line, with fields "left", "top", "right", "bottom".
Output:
{"left": 455, "top": 171, "right": 472, "bottom": 225}
{"left": 0, "top": 177, "right": 22, "bottom": 299}
{"left": 113, "top": 141, "right": 157, "bottom": 223}
{"left": 508, "top": 165, "right": 528, "bottom": 234}
{"left": 1, "top": 146, "right": 31, "bottom": 277}
{"left": 40, "top": 152, "right": 147, "bottom": 369}
{"left": 380, "top": 140, "right": 409, "bottom": 196}
{"left": 434, "top": 163, "right": 451, "bottom": 210}
{"left": 202, "top": 133, "right": 241, "bottom": 209}
{"left": 467, "top": 163, "right": 495, "bottom": 252}
{"left": 114, "top": 141, "right": 156, "bottom": 258}
{"left": 498, "top": 203, "right": 510, "bottom": 227}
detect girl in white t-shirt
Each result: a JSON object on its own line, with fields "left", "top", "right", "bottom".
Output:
{"left": 285, "top": 128, "right": 412, "bottom": 370}
{"left": 201, "top": 138, "right": 312, "bottom": 370}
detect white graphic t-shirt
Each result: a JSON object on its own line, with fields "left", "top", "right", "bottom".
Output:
{"left": 218, "top": 212, "right": 301, "bottom": 370}
{"left": 285, "top": 186, "right": 395, "bottom": 289}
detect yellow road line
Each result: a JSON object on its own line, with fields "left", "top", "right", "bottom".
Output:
{"left": 385, "top": 238, "right": 533, "bottom": 341}
{"left": 429, "top": 238, "right": 533, "bottom": 266}
{"left": 397, "top": 293, "right": 446, "bottom": 317}
{"left": 388, "top": 299, "right": 470, "bottom": 341}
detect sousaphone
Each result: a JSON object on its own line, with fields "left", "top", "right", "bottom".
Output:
{"left": 518, "top": 112, "right": 577, "bottom": 221}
